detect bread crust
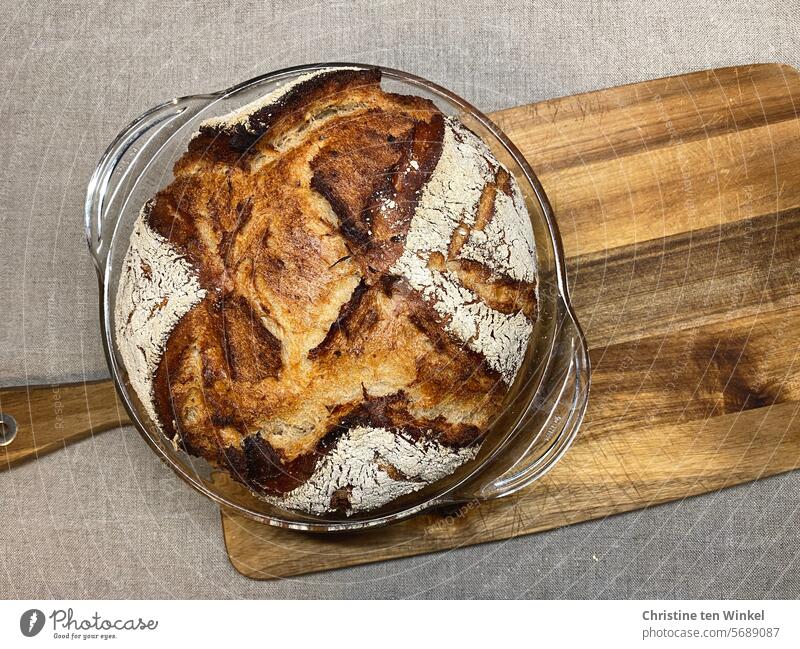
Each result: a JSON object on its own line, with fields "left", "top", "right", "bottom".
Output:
{"left": 119, "top": 68, "right": 537, "bottom": 509}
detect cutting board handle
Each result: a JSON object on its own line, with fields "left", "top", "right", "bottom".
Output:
{"left": 0, "top": 379, "right": 130, "bottom": 470}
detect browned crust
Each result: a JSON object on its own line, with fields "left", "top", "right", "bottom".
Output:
{"left": 142, "top": 68, "right": 535, "bottom": 498}
{"left": 326, "top": 391, "right": 483, "bottom": 448}
{"left": 219, "top": 295, "right": 282, "bottom": 382}
{"left": 311, "top": 112, "right": 445, "bottom": 280}
{"left": 200, "top": 68, "right": 382, "bottom": 145}
{"left": 307, "top": 278, "right": 369, "bottom": 359}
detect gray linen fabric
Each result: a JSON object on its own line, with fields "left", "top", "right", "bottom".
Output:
{"left": 1, "top": 0, "right": 799, "bottom": 598}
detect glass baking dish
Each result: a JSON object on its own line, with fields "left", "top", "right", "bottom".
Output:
{"left": 85, "top": 63, "right": 590, "bottom": 532}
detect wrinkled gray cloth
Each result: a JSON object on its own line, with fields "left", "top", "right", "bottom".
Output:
{"left": 1, "top": 0, "right": 799, "bottom": 598}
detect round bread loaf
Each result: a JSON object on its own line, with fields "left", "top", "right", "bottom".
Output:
{"left": 115, "top": 67, "right": 537, "bottom": 514}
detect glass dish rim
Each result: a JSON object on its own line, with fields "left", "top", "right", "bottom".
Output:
{"left": 87, "top": 62, "right": 589, "bottom": 532}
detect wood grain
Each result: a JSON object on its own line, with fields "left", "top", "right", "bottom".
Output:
{"left": 221, "top": 63, "right": 800, "bottom": 579}
{"left": 494, "top": 64, "right": 800, "bottom": 256}
{"left": 0, "top": 380, "right": 129, "bottom": 469}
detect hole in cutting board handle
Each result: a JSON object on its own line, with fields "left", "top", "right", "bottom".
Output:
{"left": 0, "top": 413, "right": 17, "bottom": 446}
{"left": 0, "top": 379, "right": 129, "bottom": 471}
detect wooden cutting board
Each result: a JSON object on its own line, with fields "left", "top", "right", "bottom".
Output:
{"left": 221, "top": 63, "right": 800, "bottom": 579}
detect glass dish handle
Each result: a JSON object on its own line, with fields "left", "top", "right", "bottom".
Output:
{"left": 448, "top": 301, "right": 590, "bottom": 503}
{"left": 84, "top": 96, "right": 211, "bottom": 273}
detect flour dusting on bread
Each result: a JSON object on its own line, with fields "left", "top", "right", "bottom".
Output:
{"left": 115, "top": 207, "right": 206, "bottom": 428}
{"left": 391, "top": 118, "right": 535, "bottom": 384}
{"left": 268, "top": 426, "right": 477, "bottom": 514}
{"left": 458, "top": 182, "right": 536, "bottom": 283}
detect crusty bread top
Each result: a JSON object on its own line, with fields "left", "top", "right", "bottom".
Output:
{"left": 115, "top": 68, "right": 537, "bottom": 513}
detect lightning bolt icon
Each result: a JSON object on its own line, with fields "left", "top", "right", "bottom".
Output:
{"left": 28, "top": 611, "right": 38, "bottom": 632}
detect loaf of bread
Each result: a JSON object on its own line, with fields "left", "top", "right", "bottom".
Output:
{"left": 115, "top": 67, "right": 537, "bottom": 515}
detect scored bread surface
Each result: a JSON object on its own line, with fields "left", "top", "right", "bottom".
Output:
{"left": 115, "top": 67, "right": 537, "bottom": 514}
